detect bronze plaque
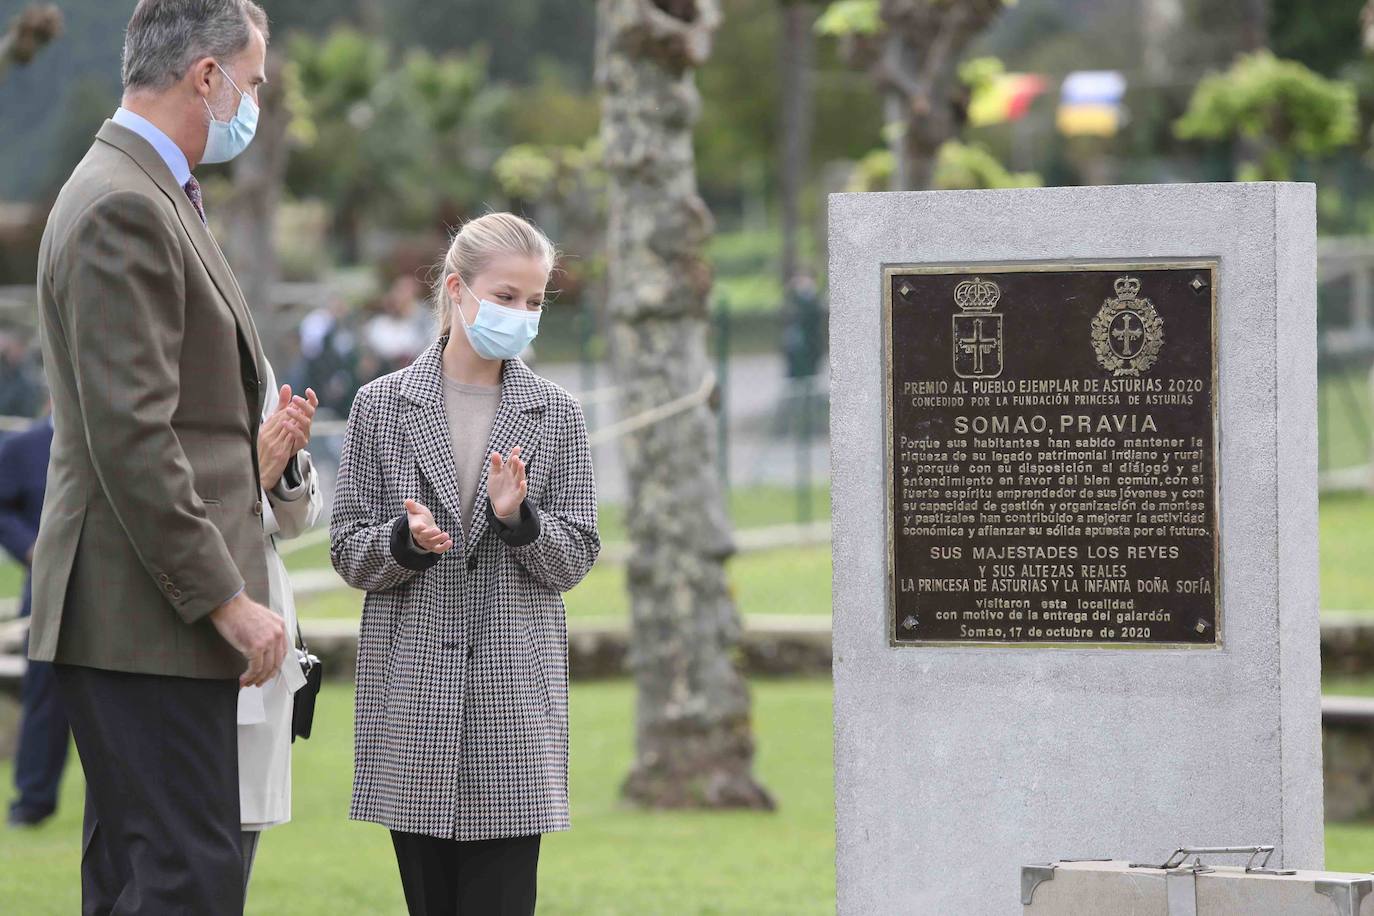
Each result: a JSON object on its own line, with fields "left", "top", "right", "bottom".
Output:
{"left": 885, "top": 262, "right": 1219, "bottom": 648}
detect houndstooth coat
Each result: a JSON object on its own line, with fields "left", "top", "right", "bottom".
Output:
{"left": 330, "top": 337, "right": 599, "bottom": 841}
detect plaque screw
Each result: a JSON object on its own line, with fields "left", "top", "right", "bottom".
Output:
{"left": 902, "top": 615, "right": 919, "bottom": 630}
{"left": 1195, "top": 619, "right": 1210, "bottom": 633}
{"left": 1190, "top": 276, "right": 1207, "bottom": 292}
{"left": 898, "top": 282, "right": 913, "bottom": 299}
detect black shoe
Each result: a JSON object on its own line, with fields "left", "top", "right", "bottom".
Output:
{"left": 7, "top": 808, "right": 53, "bottom": 827}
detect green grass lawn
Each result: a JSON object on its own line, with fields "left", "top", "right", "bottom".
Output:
{"left": 286, "top": 484, "right": 833, "bottom": 622}
{"left": 0, "top": 679, "right": 834, "bottom": 915}
{"left": 1320, "top": 368, "right": 1373, "bottom": 473}
{"left": 271, "top": 484, "right": 830, "bottom": 574}
{"left": 0, "top": 560, "right": 22, "bottom": 602}
{"left": 1324, "top": 675, "right": 1374, "bottom": 697}
{"left": 1, "top": 485, "right": 832, "bottom": 613}
{"left": 15, "top": 484, "right": 1374, "bottom": 621}
{"left": 1325, "top": 823, "right": 1374, "bottom": 871}
{"left": 1319, "top": 491, "right": 1374, "bottom": 610}
{"left": 293, "top": 488, "right": 1374, "bottom": 621}
{"left": 6, "top": 677, "right": 1374, "bottom": 913}
{"left": 10, "top": 480, "right": 1374, "bottom": 620}
{"left": 296, "top": 542, "right": 834, "bottom": 622}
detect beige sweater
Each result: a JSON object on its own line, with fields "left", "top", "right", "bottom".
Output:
{"left": 442, "top": 375, "right": 503, "bottom": 536}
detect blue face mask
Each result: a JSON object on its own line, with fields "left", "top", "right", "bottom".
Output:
{"left": 201, "top": 63, "right": 258, "bottom": 164}
{"left": 456, "top": 277, "right": 541, "bottom": 360}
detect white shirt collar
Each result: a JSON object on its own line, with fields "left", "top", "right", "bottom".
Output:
{"left": 112, "top": 107, "right": 192, "bottom": 187}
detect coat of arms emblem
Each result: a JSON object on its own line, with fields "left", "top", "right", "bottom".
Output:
{"left": 1091, "top": 276, "right": 1164, "bottom": 377}
{"left": 951, "top": 276, "right": 1003, "bottom": 379}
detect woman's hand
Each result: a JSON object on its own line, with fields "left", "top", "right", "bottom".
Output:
{"left": 487, "top": 446, "right": 527, "bottom": 520}
{"left": 292, "top": 386, "right": 318, "bottom": 448}
{"left": 258, "top": 387, "right": 300, "bottom": 490}
{"left": 405, "top": 499, "right": 454, "bottom": 554}
{"left": 258, "top": 385, "right": 317, "bottom": 490}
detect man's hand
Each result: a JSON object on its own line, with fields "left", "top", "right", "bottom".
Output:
{"left": 209, "top": 592, "right": 289, "bottom": 688}
{"left": 405, "top": 498, "right": 453, "bottom": 554}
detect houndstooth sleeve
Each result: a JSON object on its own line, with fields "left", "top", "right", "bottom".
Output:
{"left": 489, "top": 395, "right": 600, "bottom": 593}
{"left": 330, "top": 385, "right": 436, "bottom": 592}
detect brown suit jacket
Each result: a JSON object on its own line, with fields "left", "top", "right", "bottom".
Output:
{"left": 29, "top": 120, "right": 269, "bottom": 679}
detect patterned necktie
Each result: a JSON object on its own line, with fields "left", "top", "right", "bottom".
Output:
{"left": 183, "top": 176, "right": 206, "bottom": 224}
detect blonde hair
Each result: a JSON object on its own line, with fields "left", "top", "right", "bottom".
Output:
{"left": 433, "top": 212, "right": 557, "bottom": 336}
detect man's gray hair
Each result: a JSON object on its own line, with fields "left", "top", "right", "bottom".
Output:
{"left": 122, "top": 0, "right": 269, "bottom": 91}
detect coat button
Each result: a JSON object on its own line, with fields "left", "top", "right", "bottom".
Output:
{"left": 172, "top": 588, "right": 183, "bottom": 599}
{"left": 466, "top": 556, "right": 477, "bottom": 572}
{"left": 158, "top": 573, "right": 170, "bottom": 583}
{"left": 253, "top": 500, "right": 263, "bottom": 516}
{"left": 467, "top": 645, "right": 475, "bottom": 660}
{"left": 164, "top": 582, "right": 175, "bottom": 593}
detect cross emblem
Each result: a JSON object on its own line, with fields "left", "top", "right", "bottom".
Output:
{"left": 1111, "top": 312, "right": 1144, "bottom": 358}
{"left": 958, "top": 319, "right": 998, "bottom": 375}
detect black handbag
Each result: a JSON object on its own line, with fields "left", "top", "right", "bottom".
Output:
{"left": 291, "top": 621, "right": 322, "bottom": 742}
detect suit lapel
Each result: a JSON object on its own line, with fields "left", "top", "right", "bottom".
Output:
{"left": 202, "top": 228, "right": 265, "bottom": 371}
{"left": 466, "top": 377, "right": 544, "bottom": 556}
{"left": 94, "top": 121, "right": 264, "bottom": 389}
{"left": 406, "top": 399, "right": 468, "bottom": 542}
{"left": 400, "top": 343, "right": 547, "bottom": 556}
{"left": 400, "top": 341, "right": 467, "bottom": 544}
{"left": 170, "top": 181, "right": 265, "bottom": 387}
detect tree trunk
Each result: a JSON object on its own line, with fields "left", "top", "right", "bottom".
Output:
{"left": 887, "top": 83, "right": 948, "bottom": 191}
{"left": 896, "top": 108, "right": 946, "bottom": 191}
{"left": 1231, "top": 0, "right": 1269, "bottom": 176}
{"left": 222, "top": 50, "right": 291, "bottom": 369}
{"left": 1238, "top": 0, "right": 1268, "bottom": 51}
{"left": 597, "top": 0, "right": 774, "bottom": 811}
{"left": 333, "top": 199, "right": 363, "bottom": 266}
{"left": 1141, "top": 0, "right": 1183, "bottom": 84}
{"left": 884, "top": 87, "right": 912, "bottom": 190}
{"left": 871, "top": 0, "right": 1005, "bottom": 191}
{"left": 778, "top": 0, "right": 815, "bottom": 291}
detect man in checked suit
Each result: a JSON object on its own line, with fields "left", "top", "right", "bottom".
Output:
{"left": 30, "top": 2, "right": 288, "bottom": 911}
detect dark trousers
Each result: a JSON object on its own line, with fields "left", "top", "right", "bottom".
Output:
{"left": 56, "top": 664, "right": 243, "bottom": 916}
{"left": 390, "top": 831, "right": 541, "bottom": 916}
{"left": 241, "top": 831, "right": 260, "bottom": 897}
{"left": 10, "top": 651, "right": 71, "bottom": 821}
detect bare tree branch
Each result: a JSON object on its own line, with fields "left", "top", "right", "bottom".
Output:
{"left": 841, "top": 0, "right": 1006, "bottom": 188}
{"left": 0, "top": 4, "right": 63, "bottom": 84}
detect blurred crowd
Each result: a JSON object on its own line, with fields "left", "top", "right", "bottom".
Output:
{"left": 0, "top": 329, "right": 45, "bottom": 419}
{"left": 283, "top": 274, "right": 437, "bottom": 421}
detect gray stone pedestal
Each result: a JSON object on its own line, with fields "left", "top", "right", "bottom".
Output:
{"left": 829, "top": 183, "right": 1321, "bottom": 916}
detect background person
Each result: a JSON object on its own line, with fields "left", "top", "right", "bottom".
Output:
{"left": 239, "top": 360, "right": 322, "bottom": 894}
{"left": 364, "top": 273, "right": 438, "bottom": 373}
{"left": 28, "top": 2, "right": 287, "bottom": 910}
{"left": 0, "top": 407, "right": 69, "bottom": 829}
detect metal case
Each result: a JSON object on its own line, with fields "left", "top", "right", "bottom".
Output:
{"left": 1024, "top": 848, "right": 1374, "bottom": 916}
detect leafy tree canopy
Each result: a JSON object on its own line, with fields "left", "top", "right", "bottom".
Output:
{"left": 1175, "top": 50, "right": 1358, "bottom": 181}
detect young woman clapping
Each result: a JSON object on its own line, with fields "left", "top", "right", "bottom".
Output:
{"left": 331, "top": 213, "right": 599, "bottom": 916}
